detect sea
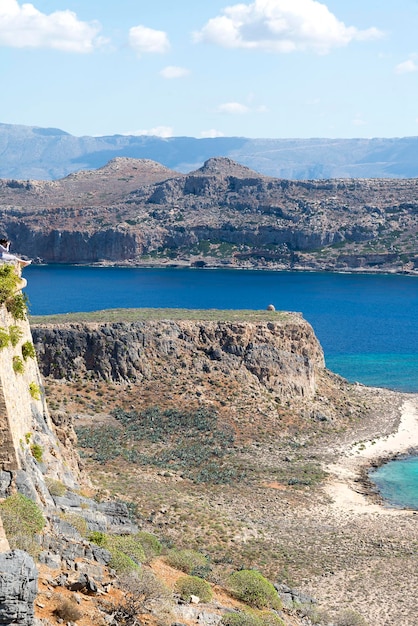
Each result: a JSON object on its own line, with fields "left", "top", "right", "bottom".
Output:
{"left": 23, "top": 265, "right": 418, "bottom": 508}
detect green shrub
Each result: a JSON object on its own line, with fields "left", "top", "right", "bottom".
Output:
{"left": 45, "top": 477, "right": 67, "bottom": 497}
{"left": 109, "top": 549, "right": 140, "bottom": 574}
{"left": 107, "top": 534, "right": 146, "bottom": 565}
{"left": 166, "top": 549, "right": 209, "bottom": 574}
{"left": 222, "top": 611, "right": 284, "bottom": 626}
{"left": 228, "top": 570, "right": 281, "bottom": 610}
{"left": 29, "top": 382, "right": 41, "bottom": 400}
{"left": 31, "top": 443, "right": 43, "bottom": 462}
{"left": 89, "top": 532, "right": 145, "bottom": 573}
{"left": 6, "top": 293, "right": 28, "bottom": 320}
{"left": 9, "top": 325, "right": 23, "bottom": 347}
{"left": 175, "top": 575, "right": 213, "bottom": 603}
{"left": 21, "top": 340, "right": 36, "bottom": 360}
{"left": 0, "top": 327, "right": 10, "bottom": 349}
{"left": 135, "top": 531, "right": 162, "bottom": 561}
{"left": 0, "top": 493, "right": 45, "bottom": 540}
{"left": 0, "top": 264, "right": 20, "bottom": 304}
{"left": 12, "top": 355, "right": 24, "bottom": 374}
{"left": 222, "top": 612, "right": 262, "bottom": 626}
{"left": 89, "top": 530, "right": 108, "bottom": 547}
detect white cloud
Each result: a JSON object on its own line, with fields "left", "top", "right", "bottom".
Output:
{"left": 194, "top": 0, "right": 382, "bottom": 55}
{"left": 129, "top": 126, "right": 173, "bottom": 138}
{"left": 395, "top": 59, "right": 418, "bottom": 75}
{"left": 199, "top": 129, "right": 225, "bottom": 138}
{"left": 0, "top": 0, "right": 101, "bottom": 52}
{"left": 129, "top": 25, "right": 170, "bottom": 56}
{"left": 160, "top": 65, "right": 190, "bottom": 79}
{"left": 217, "top": 102, "right": 250, "bottom": 114}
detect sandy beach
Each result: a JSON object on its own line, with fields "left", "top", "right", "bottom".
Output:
{"left": 325, "top": 396, "right": 418, "bottom": 513}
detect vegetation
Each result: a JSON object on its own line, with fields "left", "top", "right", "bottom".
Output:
{"left": 222, "top": 611, "right": 284, "bottom": 626}
{"left": 45, "top": 477, "right": 67, "bottom": 497}
{"left": 166, "top": 549, "right": 210, "bottom": 575}
{"left": 30, "top": 307, "right": 291, "bottom": 325}
{"left": 30, "top": 442, "right": 43, "bottom": 463}
{"left": 0, "top": 493, "right": 45, "bottom": 557}
{"left": 6, "top": 293, "right": 28, "bottom": 320}
{"left": 89, "top": 532, "right": 146, "bottom": 574}
{"left": 76, "top": 405, "right": 244, "bottom": 484}
{"left": 0, "top": 264, "right": 20, "bottom": 304}
{"left": 175, "top": 575, "right": 213, "bottom": 602}
{"left": 8, "top": 325, "right": 23, "bottom": 347}
{"left": 21, "top": 340, "right": 36, "bottom": 360}
{"left": 227, "top": 570, "right": 282, "bottom": 610}
{"left": 29, "top": 382, "right": 41, "bottom": 400}
{"left": 0, "top": 327, "right": 10, "bottom": 349}
{"left": 335, "top": 609, "right": 369, "bottom": 626}
{"left": 12, "top": 355, "right": 24, "bottom": 374}
{"left": 135, "top": 531, "right": 162, "bottom": 561}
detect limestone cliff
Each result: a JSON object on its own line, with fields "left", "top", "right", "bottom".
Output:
{"left": 32, "top": 314, "right": 324, "bottom": 402}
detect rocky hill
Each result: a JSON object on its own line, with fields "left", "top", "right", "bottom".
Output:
{"left": 1, "top": 156, "right": 418, "bottom": 272}
{"left": 4, "top": 122, "right": 418, "bottom": 180}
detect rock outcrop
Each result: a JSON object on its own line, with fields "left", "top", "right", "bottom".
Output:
{"left": 0, "top": 551, "right": 38, "bottom": 626}
{"left": 32, "top": 314, "right": 324, "bottom": 400}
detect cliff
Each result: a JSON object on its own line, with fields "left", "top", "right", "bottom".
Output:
{"left": 31, "top": 313, "right": 324, "bottom": 403}
{"left": 1, "top": 157, "right": 418, "bottom": 272}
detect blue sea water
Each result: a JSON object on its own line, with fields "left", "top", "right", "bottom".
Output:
{"left": 23, "top": 265, "right": 418, "bottom": 507}
{"left": 369, "top": 457, "right": 418, "bottom": 510}
{"left": 24, "top": 265, "right": 418, "bottom": 392}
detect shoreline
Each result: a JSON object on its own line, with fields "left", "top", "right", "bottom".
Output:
{"left": 27, "top": 260, "right": 418, "bottom": 278}
{"left": 324, "top": 397, "right": 418, "bottom": 514}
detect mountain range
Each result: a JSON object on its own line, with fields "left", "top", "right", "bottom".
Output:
{"left": 3, "top": 122, "right": 418, "bottom": 180}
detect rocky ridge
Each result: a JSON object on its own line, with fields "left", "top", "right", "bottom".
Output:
{"left": 1, "top": 157, "right": 418, "bottom": 272}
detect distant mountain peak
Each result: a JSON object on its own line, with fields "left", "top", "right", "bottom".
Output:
{"left": 196, "top": 157, "right": 264, "bottom": 178}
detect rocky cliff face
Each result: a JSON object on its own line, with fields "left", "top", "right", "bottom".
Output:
{"left": 32, "top": 314, "right": 324, "bottom": 402}
{"left": 1, "top": 157, "right": 418, "bottom": 272}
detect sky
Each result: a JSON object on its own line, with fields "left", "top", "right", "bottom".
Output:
{"left": 1, "top": 0, "right": 418, "bottom": 139}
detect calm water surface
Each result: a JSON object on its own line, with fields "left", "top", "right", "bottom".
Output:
{"left": 369, "top": 457, "right": 418, "bottom": 510}
{"left": 24, "top": 265, "right": 418, "bottom": 392}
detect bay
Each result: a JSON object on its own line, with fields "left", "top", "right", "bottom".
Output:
{"left": 24, "top": 265, "right": 418, "bottom": 392}
{"left": 369, "top": 456, "right": 418, "bottom": 510}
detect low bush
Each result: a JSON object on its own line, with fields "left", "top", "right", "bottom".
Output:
{"left": 0, "top": 327, "right": 10, "bottom": 349}
{"left": 222, "top": 611, "right": 284, "bottom": 626}
{"left": 89, "top": 531, "right": 145, "bottom": 574}
{"left": 21, "top": 340, "right": 36, "bottom": 360}
{"left": 89, "top": 530, "right": 108, "bottom": 546}
{"left": 166, "top": 548, "right": 209, "bottom": 575}
{"left": 109, "top": 549, "right": 140, "bottom": 574}
{"left": 53, "top": 595, "right": 82, "bottom": 622}
{"left": 135, "top": 531, "right": 162, "bottom": 561}
{"left": 60, "top": 512, "right": 89, "bottom": 537}
{"left": 6, "top": 293, "right": 28, "bottom": 320}
{"left": 0, "top": 264, "right": 20, "bottom": 304}
{"left": 30, "top": 443, "right": 43, "bottom": 463}
{"left": 8, "top": 325, "right": 23, "bottom": 347}
{"left": 12, "top": 355, "right": 24, "bottom": 374}
{"left": 175, "top": 575, "right": 213, "bottom": 602}
{"left": 0, "top": 493, "right": 45, "bottom": 551}
{"left": 29, "top": 382, "right": 41, "bottom": 400}
{"left": 228, "top": 570, "right": 281, "bottom": 610}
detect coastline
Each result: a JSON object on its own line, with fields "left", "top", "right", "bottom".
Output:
{"left": 324, "top": 397, "right": 418, "bottom": 513}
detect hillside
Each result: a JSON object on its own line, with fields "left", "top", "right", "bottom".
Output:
{"left": 1, "top": 156, "right": 418, "bottom": 272}
{"left": 3, "top": 122, "right": 418, "bottom": 180}
{"left": 28, "top": 308, "right": 418, "bottom": 626}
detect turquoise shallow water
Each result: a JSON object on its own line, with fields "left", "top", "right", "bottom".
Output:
{"left": 369, "top": 457, "right": 418, "bottom": 510}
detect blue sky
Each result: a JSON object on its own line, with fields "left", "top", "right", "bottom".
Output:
{"left": 1, "top": 0, "right": 418, "bottom": 139}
